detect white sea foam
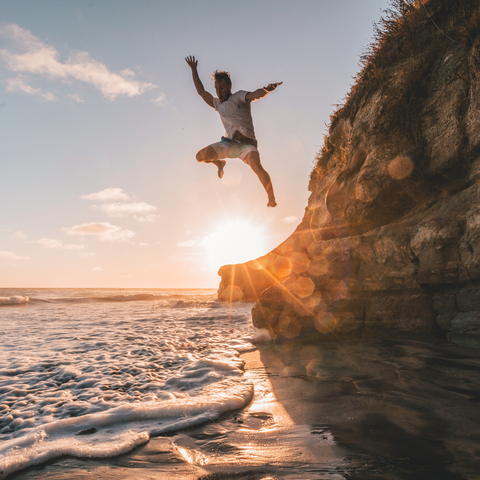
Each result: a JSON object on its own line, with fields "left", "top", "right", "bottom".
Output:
{"left": 0, "top": 379, "right": 253, "bottom": 479}
{"left": 0, "top": 288, "right": 256, "bottom": 478}
{"left": 253, "top": 327, "right": 273, "bottom": 343}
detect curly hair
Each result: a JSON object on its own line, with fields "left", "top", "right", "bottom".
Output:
{"left": 212, "top": 70, "right": 232, "bottom": 87}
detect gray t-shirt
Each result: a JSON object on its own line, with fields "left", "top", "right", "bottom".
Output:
{"left": 213, "top": 90, "right": 256, "bottom": 140}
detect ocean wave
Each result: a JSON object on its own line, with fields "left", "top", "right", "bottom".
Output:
{"left": 0, "top": 294, "right": 219, "bottom": 306}
{"left": 0, "top": 379, "right": 253, "bottom": 479}
{"left": 47, "top": 293, "right": 221, "bottom": 305}
{"left": 168, "top": 299, "right": 223, "bottom": 309}
{"left": 0, "top": 296, "right": 29, "bottom": 306}
{"left": 0, "top": 288, "right": 255, "bottom": 478}
{"left": 54, "top": 293, "right": 172, "bottom": 303}
{"left": 0, "top": 289, "right": 223, "bottom": 307}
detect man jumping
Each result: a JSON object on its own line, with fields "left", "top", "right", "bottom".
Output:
{"left": 185, "top": 55, "right": 282, "bottom": 208}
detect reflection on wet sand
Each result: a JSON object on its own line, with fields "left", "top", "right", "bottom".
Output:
{"left": 155, "top": 348, "right": 349, "bottom": 479}
{"left": 10, "top": 338, "right": 480, "bottom": 480}
{"left": 257, "top": 339, "right": 480, "bottom": 480}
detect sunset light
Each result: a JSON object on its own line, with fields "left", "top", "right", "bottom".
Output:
{"left": 205, "top": 221, "right": 266, "bottom": 270}
{"left": 2, "top": 1, "right": 477, "bottom": 478}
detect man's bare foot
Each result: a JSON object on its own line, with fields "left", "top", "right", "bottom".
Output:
{"left": 267, "top": 197, "right": 277, "bottom": 208}
{"left": 214, "top": 160, "right": 226, "bottom": 179}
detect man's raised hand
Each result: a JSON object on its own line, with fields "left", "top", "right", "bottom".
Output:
{"left": 186, "top": 55, "right": 214, "bottom": 108}
{"left": 185, "top": 56, "right": 198, "bottom": 69}
{"left": 264, "top": 82, "right": 283, "bottom": 92}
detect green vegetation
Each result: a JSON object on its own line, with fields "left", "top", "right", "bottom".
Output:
{"left": 312, "top": 0, "right": 480, "bottom": 182}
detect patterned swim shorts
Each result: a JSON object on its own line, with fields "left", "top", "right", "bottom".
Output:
{"left": 209, "top": 137, "right": 258, "bottom": 162}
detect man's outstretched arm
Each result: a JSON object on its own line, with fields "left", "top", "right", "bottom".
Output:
{"left": 245, "top": 82, "right": 283, "bottom": 102}
{"left": 185, "top": 56, "right": 214, "bottom": 108}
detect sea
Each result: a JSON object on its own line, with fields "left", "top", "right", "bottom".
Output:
{"left": 0, "top": 288, "right": 261, "bottom": 479}
{"left": 2, "top": 288, "right": 444, "bottom": 480}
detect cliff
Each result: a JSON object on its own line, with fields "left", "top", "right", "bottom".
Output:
{"left": 218, "top": 0, "right": 480, "bottom": 348}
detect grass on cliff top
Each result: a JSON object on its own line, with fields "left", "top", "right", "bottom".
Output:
{"left": 332, "top": 0, "right": 479, "bottom": 130}
{"left": 312, "top": 0, "right": 480, "bottom": 181}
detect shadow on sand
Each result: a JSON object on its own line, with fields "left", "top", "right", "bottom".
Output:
{"left": 256, "top": 338, "right": 480, "bottom": 479}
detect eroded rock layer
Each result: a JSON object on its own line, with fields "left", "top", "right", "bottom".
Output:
{"left": 218, "top": 0, "right": 480, "bottom": 347}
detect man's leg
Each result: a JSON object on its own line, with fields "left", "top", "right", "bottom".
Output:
{"left": 196, "top": 146, "right": 226, "bottom": 178}
{"left": 243, "top": 151, "right": 277, "bottom": 207}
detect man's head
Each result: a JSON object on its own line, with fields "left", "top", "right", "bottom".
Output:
{"left": 212, "top": 70, "right": 232, "bottom": 102}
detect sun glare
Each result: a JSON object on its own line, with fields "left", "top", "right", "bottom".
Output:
{"left": 205, "top": 221, "right": 266, "bottom": 270}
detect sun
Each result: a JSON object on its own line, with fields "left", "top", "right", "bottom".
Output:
{"left": 205, "top": 221, "right": 267, "bottom": 270}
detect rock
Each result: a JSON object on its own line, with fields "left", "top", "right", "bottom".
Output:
{"left": 217, "top": 248, "right": 294, "bottom": 302}
{"left": 421, "top": 46, "right": 466, "bottom": 176}
{"left": 451, "top": 311, "right": 480, "bottom": 335}
{"left": 466, "top": 37, "right": 480, "bottom": 149}
{"left": 432, "top": 287, "right": 459, "bottom": 333}
{"left": 218, "top": 1, "right": 480, "bottom": 348}
{"left": 457, "top": 281, "right": 480, "bottom": 312}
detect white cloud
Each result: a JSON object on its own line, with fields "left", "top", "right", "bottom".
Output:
{"left": 79, "top": 252, "right": 96, "bottom": 257}
{"left": 0, "top": 23, "right": 156, "bottom": 100}
{"left": 91, "top": 266, "right": 104, "bottom": 271}
{"left": 139, "top": 242, "right": 149, "bottom": 247}
{"left": 36, "top": 238, "right": 85, "bottom": 250}
{"left": 62, "top": 222, "right": 135, "bottom": 242}
{"left": 0, "top": 250, "right": 28, "bottom": 260}
{"left": 120, "top": 68, "right": 135, "bottom": 78}
{"left": 6, "top": 75, "right": 56, "bottom": 101}
{"left": 177, "top": 237, "right": 207, "bottom": 248}
{"left": 68, "top": 93, "right": 84, "bottom": 103}
{"left": 81, "top": 188, "right": 157, "bottom": 222}
{"left": 81, "top": 187, "right": 131, "bottom": 202}
{"left": 91, "top": 202, "right": 156, "bottom": 222}
{"left": 283, "top": 216, "right": 298, "bottom": 223}
{"left": 13, "top": 230, "right": 27, "bottom": 239}
{"left": 152, "top": 92, "right": 167, "bottom": 106}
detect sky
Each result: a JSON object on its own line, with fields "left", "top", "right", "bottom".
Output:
{"left": 0, "top": 0, "right": 388, "bottom": 288}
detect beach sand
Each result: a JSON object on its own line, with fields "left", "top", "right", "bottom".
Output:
{"left": 10, "top": 339, "right": 480, "bottom": 479}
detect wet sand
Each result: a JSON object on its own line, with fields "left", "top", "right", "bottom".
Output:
{"left": 254, "top": 339, "right": 480, "bottom": 479}
{"left": 10, "top": 339, "right": 480, "bottom": 479}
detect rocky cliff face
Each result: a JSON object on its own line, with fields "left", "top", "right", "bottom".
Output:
{"left": 218, "top": 0, "right": 480, "bottom": 348}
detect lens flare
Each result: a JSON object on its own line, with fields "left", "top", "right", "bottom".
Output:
{"left": 308, "top": 257, "right": 329, "bottom": 276}
{"left": 279, "top": 314, "right": 302, "bottom": 338}
{"left": 220, "top": 285, "right": 244, "bottom": 302}
{"left": 326, "top": 280, "right": 348, "bottom": 301}
{"left": 271, "top": 256, "right": 292, "bottom": 278}
{"left": 355, "top": 182, "right": 379, "bottom": 203}
{"left": 315, "top": 312, "right": 337, "bottom": 333}
{"left": 294, "top": 276, "right": 315, "bottom": 299}
{"left": 305, "top": 291, "right": 325, "bottom": 310}
{"left": 291, "top": 252, "right": 310, "bottom": 274}
{"left": 388, "top": 155, "right": 414, "bottom": 180}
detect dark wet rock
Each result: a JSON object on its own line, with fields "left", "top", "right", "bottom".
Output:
{"left": 456, "top": 281, "right": 480, "bottom": 311}
{"left": 218, "top": 1, "right": 480, "bottom": 348}
{"left": 451, "top": 311, "right": 480, "bottom": 335}
{"left": 75, "top": 427, "right": 97, "bottom": 435}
